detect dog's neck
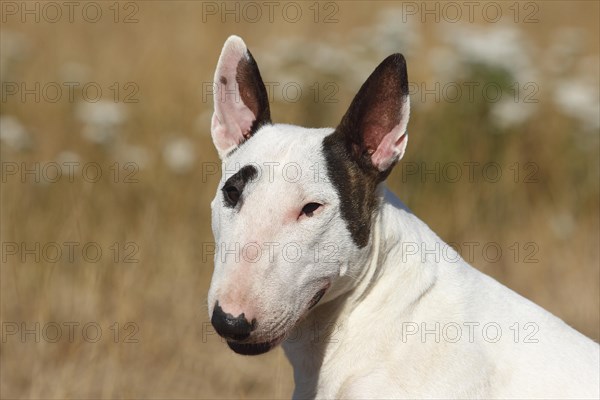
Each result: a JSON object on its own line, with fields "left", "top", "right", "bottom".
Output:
{"left": 282, "top": 187, "right": 440, "bottom": 398}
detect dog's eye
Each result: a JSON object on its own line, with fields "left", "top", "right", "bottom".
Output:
{"left": 301, "top": 202, "right": 322, "bottom": 218}
{"left": 223, "top": 185, "right": 240, "bottom": 206}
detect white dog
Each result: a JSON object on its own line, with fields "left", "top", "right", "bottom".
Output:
{"left": 207, "top": 35, "right": 599, "bottom": 399}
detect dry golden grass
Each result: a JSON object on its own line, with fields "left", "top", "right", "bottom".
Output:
{"left": 1, "top": 1, "right": 598, "bottom": 398}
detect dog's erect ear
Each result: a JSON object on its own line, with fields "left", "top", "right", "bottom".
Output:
{"left": 211, "top": 35, "right": 271, "bottom": 158}
{"left": 334, "top": 53, "right": 410, "bottom": 173}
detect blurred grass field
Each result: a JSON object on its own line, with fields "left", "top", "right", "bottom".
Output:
{"left": 1, "top": 1, "right": 599, "bottom": 398}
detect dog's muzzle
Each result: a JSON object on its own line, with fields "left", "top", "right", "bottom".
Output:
{"left": 211, "top": 284, "right": 330, "bottom": 356}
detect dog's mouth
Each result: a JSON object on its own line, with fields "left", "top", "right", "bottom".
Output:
{"left": 227, "top": 333, "right": 285, "bottom": 355}
{"left": 307, "top": 286, "right": 328, "bottom": 310}
{"left": 226, "top": 284, "right": 330, "bottom": 356}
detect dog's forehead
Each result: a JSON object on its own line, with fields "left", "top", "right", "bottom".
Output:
{"left": 223, "top": 124, "right": 334, "bottom": 175}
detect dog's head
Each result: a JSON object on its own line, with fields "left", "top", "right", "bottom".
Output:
{"left": 207, "top": 36, "right": 410, "bottom": 355}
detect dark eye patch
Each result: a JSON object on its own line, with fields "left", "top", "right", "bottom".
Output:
{"left": 222, "top": 165, "right": 258, "bottom": 208}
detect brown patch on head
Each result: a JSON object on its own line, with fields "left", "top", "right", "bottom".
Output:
{"left": 220, "top": 76, "right": 227, "bottom": 85}
{"left": 323, "top": 133, "right": 381, "bottom": 248}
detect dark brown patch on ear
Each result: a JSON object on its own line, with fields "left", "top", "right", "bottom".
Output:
{"left": 236, "top": 49, "right": 271, "bottom": 136}
{"left": 220, "top": 76, "right": 227, "bottom": 85}
{"left": 337, "top": 53, "right": 408, "bottom": 175}
{"left": 323, "top": 53, "right": 409, "bottom": 247}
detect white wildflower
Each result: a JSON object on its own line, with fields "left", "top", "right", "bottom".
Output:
{"left": 0, "top": 115, "right": 31, "bottom": 151}
{"left": 56, "top": 151, "right": 82, "bottom": 176}
{"left": 548, "top": 213, "right": 575, "bottom": 240}
{"left": 0, "top": 31, "right": 29, "bottom": 80}
{"left": 76, "top": 101, "right": 126, "bottom": 145}
{"left": 490, "top": 98, "right": 536, "bottom": 130}
{"left": 163, "top": 137, "right": 196, "bottom": 174}
{"left": 439, "top": 24, "right": 538, "bottom": 82}
{"left": 554, "top": 78, "right": 600, "bottom": 132}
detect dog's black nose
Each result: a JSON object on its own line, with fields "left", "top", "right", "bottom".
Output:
{"left": 211, "top": 301, "right": 256, "bottom": 341}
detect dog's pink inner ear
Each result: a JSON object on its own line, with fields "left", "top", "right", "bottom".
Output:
{"left": 362, "top": 92, "right": 409, "bottom": 171}
{"left": 370, "top": 123, "right": 408, "bottom": 171}
{"left": 361, "top": 87, "right": 404, "bottom": 151}
{"left": 211, "top": 36, "right": 271, "bottom": 158}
